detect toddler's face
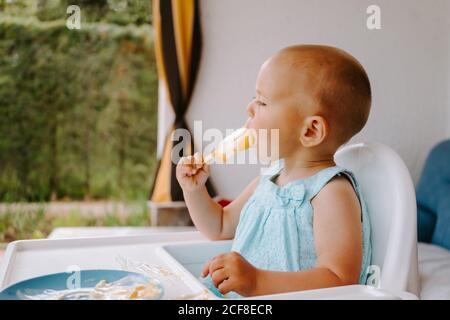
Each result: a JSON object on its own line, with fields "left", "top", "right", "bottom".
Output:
{"left": 246, "top": 55, "right": 317, "bottom": 159}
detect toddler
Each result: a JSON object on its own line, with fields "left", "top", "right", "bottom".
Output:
{"left": 176, "top": 45, "right": 372, "bottom": 298}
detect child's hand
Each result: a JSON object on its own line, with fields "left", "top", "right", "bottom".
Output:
{"left": 176, "top": 152, "right": 210, "bottom": 193}
{"left": 201, "top": 252, "right": 259, "bottom": 297}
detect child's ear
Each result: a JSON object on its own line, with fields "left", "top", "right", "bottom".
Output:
{"left": 299, "top": 116, "right": 328, "bottom": 147}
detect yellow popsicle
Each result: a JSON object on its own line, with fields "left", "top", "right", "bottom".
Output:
{"left": 204, "top": 120, "right": 256, "bottom": 164}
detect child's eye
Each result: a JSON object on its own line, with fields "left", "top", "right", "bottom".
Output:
{"left": 252, "top": 97, "right": 266, "bottom": 106}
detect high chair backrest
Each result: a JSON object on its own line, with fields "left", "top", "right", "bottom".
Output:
{"left": 334, "top": 143, "right": 419, "bottom": 297}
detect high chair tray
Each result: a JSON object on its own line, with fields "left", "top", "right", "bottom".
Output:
{"left": 0, "top": 231, "right": 417, "bottom": 299}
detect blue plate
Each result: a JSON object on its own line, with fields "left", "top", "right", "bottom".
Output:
{"left": 0, "top": 269, "right": 164, "bottom": 300}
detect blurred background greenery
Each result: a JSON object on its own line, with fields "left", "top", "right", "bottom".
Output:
{"left": 0, "top": 0, "right": 158, "bottom": 202}
{"left": 0, "top": 201, "right": 151, "bottom": 241}
{"left": 0, "top": 0, "right": 159, "bottom": 240}
{"left": 1, "top": 0, "right": 152, "bottom": 25}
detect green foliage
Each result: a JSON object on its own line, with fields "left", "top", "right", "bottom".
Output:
{"left": 0, "top": 0, "right": 39, "bottom": 17}
{"left": 0, "top": 202, "right": 151, "bottom": 241}
{"left": 0, "top": 0, "right": 152, "bottom": 25}
{"left": 0, "top": 16, "right": 158, "bottom": 201}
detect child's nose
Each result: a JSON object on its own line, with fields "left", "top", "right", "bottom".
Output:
{"left": 246, "top": 100, "right": 255, "bottom": 118}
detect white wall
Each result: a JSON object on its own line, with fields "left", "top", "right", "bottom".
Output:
{"left": 182, "top": 0, "right": 450, "bottom": 199}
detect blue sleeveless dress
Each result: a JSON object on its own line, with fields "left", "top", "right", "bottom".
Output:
{"left": 201, "top": 160, "right": 372, "bottom": 298}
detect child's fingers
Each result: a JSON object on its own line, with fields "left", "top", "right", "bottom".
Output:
{"left": 178, "top": 155, "right": 192, "bottom": 167}
{"left": 177, "top": 153, "right": 209, "bottom": 183}
{"left": 185, "top": 153, "right": 207, "bottom": 174}
{"left": 179, "top": 154, "right": 203, "bottom": 167}
{"left": 178, "top": 156, "right": 198, "bottom": 173}
{"left": 193, "top": 152, "right": 207, "bottom": 170}
{"left": 201, "top": 260, "right": 211, "bottom": 277}
{"left": 211, "top": 268, "right": 228, "bottom": 288}
{"left": 208, "top": 256, "right": 225, "bottom": 275}
{"left": 177, "top": 161, "right": 193, "bottom": 176}
{"left": 193, "top": 152, "right": 202, "bottom": 165}
{"left": 199, "top": 160, "right": 210, "bottom": 175}
{"left": 217, "top": 279, "right": 233, "bottom": 295}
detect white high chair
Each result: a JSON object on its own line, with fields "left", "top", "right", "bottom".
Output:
{"left": 161, "top": 142, "right": 420, "bottom": 299}
{"left": 334, "top": 142, "right": 419, "bottom": 297}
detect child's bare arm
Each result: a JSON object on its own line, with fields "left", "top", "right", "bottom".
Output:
{"left": 176, "top": 153, "right": 259, "bottom": 240}
{"left": 312, "top": 176, "right": 363, "bottom": 284}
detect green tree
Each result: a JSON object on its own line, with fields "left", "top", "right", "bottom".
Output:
{"left": 1, "top": 0, "right": 152, "bottom": 25}
{"left": 0, "top": 17, "right": 158, "bottom": 201}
